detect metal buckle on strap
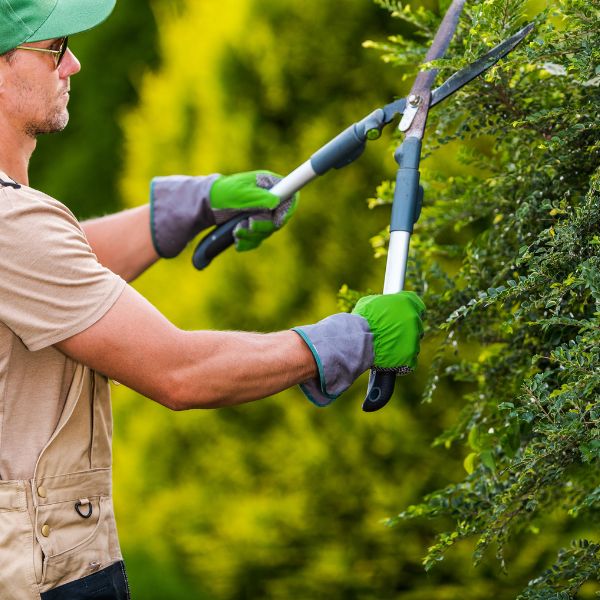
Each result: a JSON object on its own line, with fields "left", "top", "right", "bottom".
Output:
{"left": 74, "top": 498, "right": 93, "bottom": 519}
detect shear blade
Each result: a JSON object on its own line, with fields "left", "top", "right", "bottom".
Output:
{"left": 430, "top": 22, "right": 534, "bottom": 108}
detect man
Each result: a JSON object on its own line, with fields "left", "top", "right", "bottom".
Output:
{"left": 0, "top": 1, "right": 425, "bottom": 598}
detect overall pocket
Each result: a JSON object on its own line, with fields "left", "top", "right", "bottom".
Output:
{"left": 38, "top": 496, "right": 121, "bottom": 592}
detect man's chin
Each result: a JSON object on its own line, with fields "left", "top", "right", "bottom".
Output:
{"left": 25, "top": 113, "right": 69, "bottom": 138}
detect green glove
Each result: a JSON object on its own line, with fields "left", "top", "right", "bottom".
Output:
{"left": 293, "top": 291, "right": 425, "bottom": 407}
{"left": 210, "top": 171, "right": 298, "bottom": 252}
{"left": 150, "top": 170, "right": 298, "bottom": 259}
{"left": 352, "top": 291, "right": 425, "bottom": 370}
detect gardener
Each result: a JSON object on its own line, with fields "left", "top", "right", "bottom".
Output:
{"left": 0, "top": 1, "right": 425, "bottom": 598}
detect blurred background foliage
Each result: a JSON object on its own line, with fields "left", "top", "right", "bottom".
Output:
{"left": 30, "top": 0, "right": 598, "bottom": 598}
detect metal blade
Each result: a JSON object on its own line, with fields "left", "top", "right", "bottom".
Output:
{"left": 430, "top": 22, "right": 534, "bottom": 107}
{"left": 382, "top": 97, "right": 407, "bottom": 124}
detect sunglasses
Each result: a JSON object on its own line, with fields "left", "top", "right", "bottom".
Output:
{"left": 15, "top": 37, "right": 69, "bottom": 69}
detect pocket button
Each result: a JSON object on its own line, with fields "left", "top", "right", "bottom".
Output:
{"left": 41, "top": 524, "right": 50, "bottom": 537}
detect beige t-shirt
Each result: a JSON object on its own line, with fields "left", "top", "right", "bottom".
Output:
{"left": 0, "top": 172, "right": 126, "bottom": 481}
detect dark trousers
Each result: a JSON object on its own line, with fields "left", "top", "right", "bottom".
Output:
{"left": 40, "top": 561, "right": 130, "bottom": 600}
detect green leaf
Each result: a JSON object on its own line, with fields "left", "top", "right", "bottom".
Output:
{"left": 463, "top": 452, "right": 478, "bottom": 475}
{"left": 467, "top": 426, "right": 481, "bottom": 451}
{"left": 480, "top": 450, "right": 496, "bottom": 473}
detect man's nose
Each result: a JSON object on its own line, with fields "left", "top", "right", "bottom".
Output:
{"left": 58, "top": 48, "right": 81, "bottom": 77}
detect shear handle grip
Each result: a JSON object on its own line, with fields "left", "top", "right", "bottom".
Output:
{"left": 362, "top": 370, "right": 396, "bottom": 412}
{"left": 192, "top": 214, "right": 247, "bottom": 270}
{"left": 191, "top": 112, "right": 388, "bottom": 271}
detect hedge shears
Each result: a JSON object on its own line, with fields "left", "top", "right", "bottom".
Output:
{"left": 192, "top": 0, "right": 533, "bottom": 412}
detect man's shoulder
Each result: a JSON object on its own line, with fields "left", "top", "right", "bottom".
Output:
{"left": 0, "top": 177, "right": 78, "bottom": 223}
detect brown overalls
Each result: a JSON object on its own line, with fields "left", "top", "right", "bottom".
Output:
{"left": 0, "top": 365, "right": 122, "bottom": 599}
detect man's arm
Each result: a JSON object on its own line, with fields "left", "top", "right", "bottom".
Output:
{"left": 81, "top": 170, "right": 298, "bottom": 281}
{"left": 82, "top": 205, "right": 159, "bottom": 282}
{"left": 55, "top": 285, "right": 317, "bottom": 410}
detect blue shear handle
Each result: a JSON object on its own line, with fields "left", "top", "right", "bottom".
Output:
{"left": 362, "top": 370, "right": 396, "bottom": 412}
{"left": 192, "top": 214, "right": 248, "bottom": 270}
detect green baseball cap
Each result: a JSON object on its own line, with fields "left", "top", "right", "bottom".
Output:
{"left": 0, "top": 0, "right": 116, "bottom": 55}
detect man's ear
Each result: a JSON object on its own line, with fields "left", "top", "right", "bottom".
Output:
{"left": 0, "top": 57, "right": 13, "bottom": 95}
{"left": 0, "top": 59, "right": 8, "bottom": 93}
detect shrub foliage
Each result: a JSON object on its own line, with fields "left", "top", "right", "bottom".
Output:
{"left": 361, "top": 0, "right": 600, "bottom": 595}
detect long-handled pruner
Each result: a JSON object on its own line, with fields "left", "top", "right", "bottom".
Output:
{"left": 192, "top": 4, "right": 534, "bottom": 412}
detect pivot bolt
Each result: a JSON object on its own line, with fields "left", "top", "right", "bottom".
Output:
{"left": 366, "top": 128, "right": 381, "bottom": 140}
{"left": 408, "top": 94, "right": 422, "bottom": 107}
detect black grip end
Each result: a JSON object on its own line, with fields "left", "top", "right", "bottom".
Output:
{"left": 362, "top": 370, "right": 396, "bottom": 412}
{"left": 192, "top": 215, "right": 247, "bottom": 270}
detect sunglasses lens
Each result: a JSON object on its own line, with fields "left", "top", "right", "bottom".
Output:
{"left": 57, "top": 37, "right": 68, "bottom": 67}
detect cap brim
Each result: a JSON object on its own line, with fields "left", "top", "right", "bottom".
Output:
{"left": 27, "top": 0, "right": 116, "bottom": 43}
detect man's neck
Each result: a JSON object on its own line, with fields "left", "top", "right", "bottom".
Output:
{"left": 0, "top": 120, "right": 36, "bottom": 186}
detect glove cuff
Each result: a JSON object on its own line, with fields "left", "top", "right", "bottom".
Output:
{"left": 150, "top": 174, "right": 221, "bottom": 258}
{"left": 292, "top": 313, "right": 374, "bottom": 407}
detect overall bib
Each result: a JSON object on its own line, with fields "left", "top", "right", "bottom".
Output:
{"left": 0, "top": 365, "right": 124, "bottom": 599}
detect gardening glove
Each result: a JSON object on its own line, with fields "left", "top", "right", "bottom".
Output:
{"left": 292, "top": 291, "right": 425, "bottom": 407}
{"left": 150, "top": 170, "right": 298, "bottom": 258}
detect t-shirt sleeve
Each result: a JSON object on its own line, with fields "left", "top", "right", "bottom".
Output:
{"left": 0, "top": 188, "right": 126, "bottom": 351}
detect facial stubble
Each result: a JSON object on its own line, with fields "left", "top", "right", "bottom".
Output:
{"left": 19, "top": 80, "right": 70, "bottom": 138}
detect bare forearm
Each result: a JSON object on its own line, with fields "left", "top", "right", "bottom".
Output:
{"left": 168, "top": 330, "right": 317, "bottom": 409}
{"left": 82, "top": 205, "right": 159, "bottom": 282}
{"left": 56, "top": 286, "right": 317, "bottom": 409}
